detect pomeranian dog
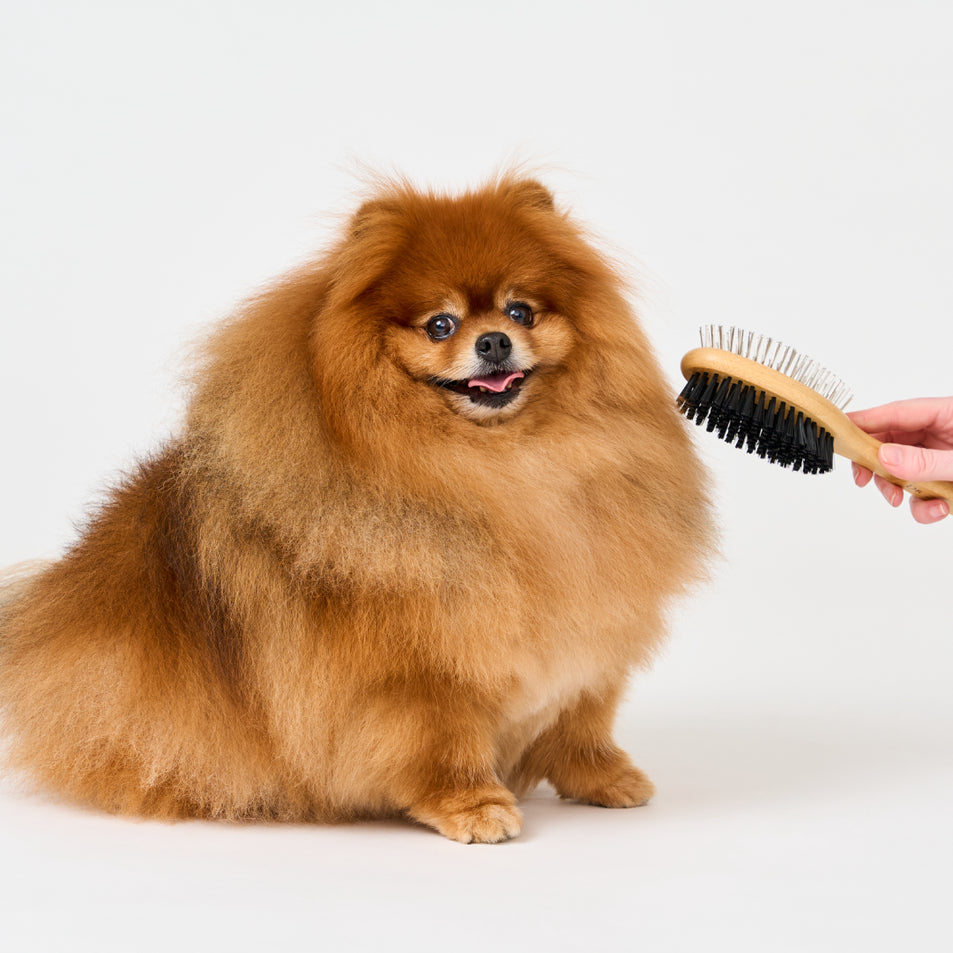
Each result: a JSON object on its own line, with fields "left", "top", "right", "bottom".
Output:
{"left": 0, "top": 176, "right": 712, "bottom": 843}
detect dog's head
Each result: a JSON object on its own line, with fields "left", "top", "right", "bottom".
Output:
{"left": 313, "top": 177, "right": 647, "bottom": 443}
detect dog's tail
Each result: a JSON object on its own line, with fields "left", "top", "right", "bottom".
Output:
{"left": 0, "top": 560, "right": 52, "bottom": 614}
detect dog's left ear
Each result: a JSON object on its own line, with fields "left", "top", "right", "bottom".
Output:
{"left": 506, "top": 179, "right": 556, "bottom": 212}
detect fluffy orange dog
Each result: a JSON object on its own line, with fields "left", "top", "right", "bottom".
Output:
{"left": 0, "top": 177, "right": 712, "bottom": 842}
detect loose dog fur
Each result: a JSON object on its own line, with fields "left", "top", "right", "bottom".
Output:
{"left": 0, "top": 177, "right": 713, "bottom": 842}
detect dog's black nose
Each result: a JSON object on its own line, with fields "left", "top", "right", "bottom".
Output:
{"left": 475, "top": 332, "right": 512, "bottom": 364}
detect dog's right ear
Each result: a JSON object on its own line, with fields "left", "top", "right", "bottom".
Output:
{"left": 504, "top": 179, "right": 556, "bottom": 213}
{"left": 328, "top": 199, "right": 406, "bottom": 305}
{"left": 348, "top": 199, "right": 396, "bottom": 239}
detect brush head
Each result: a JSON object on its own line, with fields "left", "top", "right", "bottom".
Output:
{"left": 677, "top": 326, "right": 851, "bottom": 475}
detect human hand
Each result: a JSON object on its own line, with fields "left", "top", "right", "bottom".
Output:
{"left": 847, "top": 397, "right": 953, "bottom": 524}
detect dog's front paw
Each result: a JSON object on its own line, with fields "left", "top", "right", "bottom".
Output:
{"left": 552, "top": 755, "right": 656, "bottom": 809}
{"left": 410, "top": 786, "right": 523, "bottom": 844}
{"left": 435, "top": 800, "right": 523, "bottom": 844}
{"left": 568, "top": 764, "right": 656, "bottom": 808}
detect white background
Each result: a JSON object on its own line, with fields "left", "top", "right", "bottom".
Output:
{"left": 2, "top": 1, "right": 952, "bottom": 951}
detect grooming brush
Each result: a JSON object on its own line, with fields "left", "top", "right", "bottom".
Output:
{"left": 677, "top": 325, "right": 953, "bottom": 505}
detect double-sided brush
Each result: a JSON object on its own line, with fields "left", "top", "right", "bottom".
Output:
{"left": 677, "top": 325, "right": 953, "bottom": 506}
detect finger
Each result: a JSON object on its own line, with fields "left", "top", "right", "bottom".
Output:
{"left": 910, "top": 496, "right": 950, "bottom": 524}
{"left": 873, "top": 473, "right": 903, "bottom": 507}
{"left": 848, "top": 398, "right": 952, "bottom": 436}
{"left": 859, "top": 429, "right": 929, "bottom": 447}
{"left": 878, "top": 443, "right": 953, "bottom": 482}
{"left": 852, "top": 462, "right": 873, "bottom": 487}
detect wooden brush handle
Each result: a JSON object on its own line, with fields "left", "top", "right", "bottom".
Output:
{"left": 682, "top": 347, "right": 953, "bottom": 506}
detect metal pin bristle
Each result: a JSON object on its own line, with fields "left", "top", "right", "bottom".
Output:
{"left": 698, "top": 324, "right": 853, "bottom": 410}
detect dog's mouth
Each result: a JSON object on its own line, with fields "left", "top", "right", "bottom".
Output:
{"left": 429, "top": 368, "right": 532, "bottom": 408}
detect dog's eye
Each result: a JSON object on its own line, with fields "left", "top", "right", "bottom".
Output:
{"left": 505, "top": 302, "right": 534, "bottom": 327}
{"left": 426, "top": 314, "right": 458, "bottom": 341}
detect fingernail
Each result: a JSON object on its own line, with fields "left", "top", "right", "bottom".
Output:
{"left": 930, "top": 501, "right": 949, "bottom": 520}
{"left": 880, "top": 444, "right": 901, "bottom": 467}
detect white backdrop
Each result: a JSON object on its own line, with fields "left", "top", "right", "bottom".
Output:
{"left": 1, "top": 2, "right": 951, "bottom": 951}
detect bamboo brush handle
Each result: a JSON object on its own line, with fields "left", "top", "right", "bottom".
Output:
{"left": 682, "top": 347, "right": 953, "bottom": 506}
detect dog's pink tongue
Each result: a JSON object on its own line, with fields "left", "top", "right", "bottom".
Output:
{"left": 467, "top": 370, "right": 524, "bottom": 393}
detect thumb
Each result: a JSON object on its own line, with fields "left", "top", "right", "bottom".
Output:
{"left": 878, "top": 443, "right": 953, "bottom": 482}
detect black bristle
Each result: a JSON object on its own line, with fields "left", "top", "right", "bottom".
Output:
{"left": 694, "top": 374, "right": 720, "bottom": 426}
{"left": 758, "top": 397, "right": 778, "bottom": 459}
{"left": 792, "top": 412, "right": 807, "bottom": 472}
{"left": 676, "top": 373, "right": 835, "bottom": 477}
{"left": 677, "top": 373, "right": 706, "bottom": 421}
{"left": 719, "top": 380, "right": 743, "bottom": 441}
{"left": 803, "top": 415, "right": 818, "bottom": 465}
{"left": 777, "top": 404, "right": 797, "bottom": 467}
{"left": 706, "top": 377, "right": 732, "bottom": 433}
{"left": 734, "top": 385, "right": 755, "bottom": 447}
{"left": 765, "top": 401, "right": 785, "bottom": 464}
{"left": 746, "top": 392, "right": 766, "bottom": 454}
